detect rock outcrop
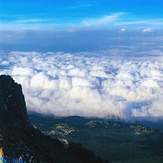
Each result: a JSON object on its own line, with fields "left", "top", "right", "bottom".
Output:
{"left": 0, "top": 75, "right": 28, "bottom": 126}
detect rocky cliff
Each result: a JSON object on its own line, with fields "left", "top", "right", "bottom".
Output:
{"left": 0, "top": 75, "right": 109, "bottom": 163}
{"left": 0, "top": 75, "right": 28, "bottom": 126}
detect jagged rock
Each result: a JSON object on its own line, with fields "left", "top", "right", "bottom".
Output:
{"left": 0, "top": 75, "right": 28, "bottom": 126}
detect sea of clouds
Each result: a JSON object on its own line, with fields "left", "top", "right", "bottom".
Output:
{"left": 0, "top": 51, "right": 163, "bottom": 120}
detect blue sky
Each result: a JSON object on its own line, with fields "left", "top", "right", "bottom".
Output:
{"left": 1, "top": 0, "right": 163, "bottom": 53}
{"left": 0, "top": 0, "right": 163, "bottom": 30}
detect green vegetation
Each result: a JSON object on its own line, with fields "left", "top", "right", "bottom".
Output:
{"left": 42, "top": 123, "right": 76, "bottom": 144}
{"left": 29, "top": 115, "right": 163, "bottom": 163}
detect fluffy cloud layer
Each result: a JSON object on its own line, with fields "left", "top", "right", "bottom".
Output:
{"left": 0, "top": 51, "right": 163, "bottom": 120}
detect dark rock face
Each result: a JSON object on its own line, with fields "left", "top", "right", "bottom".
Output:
{"left": 0, "top": 75, "right": 28, "bottom": 126}
{"left": 0, "top": 75, "right": 108, "bottom": 163}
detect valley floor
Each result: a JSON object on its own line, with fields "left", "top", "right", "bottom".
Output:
{"left": 29, "top": 115, "right": 163, "bottom": 163}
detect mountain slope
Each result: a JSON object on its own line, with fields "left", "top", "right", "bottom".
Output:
{"left": 0, "top": 75, "right": 108, "bottom": 163}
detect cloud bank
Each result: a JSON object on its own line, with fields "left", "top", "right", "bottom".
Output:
{"left": 0, "top": 51, "right": 163, "bottom": 120}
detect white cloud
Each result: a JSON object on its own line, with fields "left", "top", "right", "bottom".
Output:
{"left": 1, "top": 61, "right": 9, "bottom": 65}
{"left": 142, "top": 28, "right": 153, "bottom": 32}
{"left": 1, "top": 51, "right": 163, "bottom": 120}
{"left": 70, "top": 4, "right": 92, "bottom": 9}
{"left": 120, "top": 28, "right": 126, "bottom": 32}
{"left": 13, "top": 19, "right": 45, "bottom": 23}
{"left": 30, "top": 72, "right": 57, "bottom": 89}
{"left": 68, "top": 68, "right": 88, "bottom": 77}
{"left": 12, "top": 67, "right": 34, "bottom": 76}
{"left": 82, "top": 12, "right": 126, "bottom": 26}
{"left": 115, "top": 19, "right": 163, "bottom": 29}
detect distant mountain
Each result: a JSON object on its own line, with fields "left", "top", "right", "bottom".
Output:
{"left": 133, "top": 119, "right": 163, "bottom": 130}
{"left": 0, "top": 75, "right": 109, "bottom": 163}
{"left": 29, "top": 114, "right": 163, "bottom": 163}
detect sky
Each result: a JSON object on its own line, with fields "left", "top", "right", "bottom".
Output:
{"left": 0, "top": 0, "right": 163, "bottom": 30}
{"left": 0, "top": 0, "right": 163, "bottom": 52}
{"left": 0, "top": 1, "right": 163, "bottom": 121}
